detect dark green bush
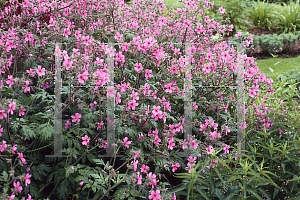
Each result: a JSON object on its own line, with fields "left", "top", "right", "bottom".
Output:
{"left": 227, "top": 32, "right": 299, "bottom": 55}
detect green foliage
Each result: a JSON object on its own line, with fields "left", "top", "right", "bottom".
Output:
{"left": 273, "top": 0, "right": 300, "bottom": 33}
{"left": 246, "top": 71, "right": 300, "bottom": 199}
{"left": 172, "top": 150, "right": 281, "bottom": 199}
{"left": 210, "top": 0, "right": 252, "bottom": 34}
{"left": 244, "top": 0, "right": 277, "bottom": 30}
{"left": 281, "top": 68, "right": 300, "bottom": 93}
{"left": 228, "top": 32, "right": 299, "bottom": 55}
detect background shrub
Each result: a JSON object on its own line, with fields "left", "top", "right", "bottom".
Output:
{"left": 273, "top": 0, "right": 300, "bottom": 34}
{"left": 244, "top": 0, "right": 277, "bottom": 30}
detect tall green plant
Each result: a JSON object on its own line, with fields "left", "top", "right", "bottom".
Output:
{"left": 273, "top": 0, "right": 300, "bottom": 33}
{"left": 244, "top": 0, "right": 277, "bottom": 30}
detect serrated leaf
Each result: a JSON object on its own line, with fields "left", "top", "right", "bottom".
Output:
{"left": 1, "top": 171, "right": 8, "bottom": 181}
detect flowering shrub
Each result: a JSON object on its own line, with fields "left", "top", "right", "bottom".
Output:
{"left": 0, "top": 0, "right": 297, "bottom": 199}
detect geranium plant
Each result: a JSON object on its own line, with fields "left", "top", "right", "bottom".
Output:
{"left": 0, "top": 0, "right": 289, "bottom": 199}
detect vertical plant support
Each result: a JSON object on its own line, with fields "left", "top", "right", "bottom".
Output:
{"left": 105, "top": 41, "right": 117, "bottom": 157}
{"left": 236, "top": 43, "right": 245, "bottom": 156}
{"left": 184, "top": 42, "right": 193, "bottom": 157}
{"left": 46, "top": 43, "right": 69, "bottom": 158}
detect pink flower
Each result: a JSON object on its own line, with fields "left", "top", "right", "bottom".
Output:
{"left": 182, "top": 139, "right": 188, "bottom": 149}
{"left": 189, "top": 140, "right": 198, "bottom": 149}
{"left": 97, "top": 121, "right": 104, "bottom": 130}
{"left": 8, "top": 101, "right": 16, "bottom": 115}
{"left": 224, "top": 144, "right": 230, "bottom": 154}
{"left": 22, "top": 0, "right": 29, "bottom": 7}
{"left": 235, "top": 32, "right": 242, "bottom": 39}
{"left": 137, "top": 172, "right": 142, "bottom": 185}
{"left": 141, "top": 164, "right": 149, "bottom": 173}
{"left": 12, "top": 144, "right": 17, "bottom": 154}
{"left": 133, "top": 159, "right": 138, "bottom": 171}
{"left": 65, "top": 120, "right": 71, "bottom": 129}
{"left": 123, "top": 137, "right": 132, "bottom": 148}
{"left": 63, "top": 28, "right": 71, "bottom": 38}
{"left": 164, "top": 83, "right": 175, "bottom": 93}
{"left": 19, "top": 106, "right": 26, "bottom": 116}
{"left": 78, "top": 181, "right": 84, "bottom": 187}
{"left": 6, "top": 75, "right": 14, "bottom": 87}
{"left": 134, "top": 63, "right": 143, "bottom": 72}
{"left": 193, "top": 102, "right": 198, "bottom": 111}
{"left": 107, "top": 86, "right": 116, "bottom": 97}
{"left": 210, "top": 131, "right": 221, "bottom": 140}
{"left": 152, "top": 90, "right": 157, "bottom": 99}
{"left": 102, "top": 140, "right": 108, "bottom": 148}
{"left": 71, "top": 113, "right": 82, "bottom": 123}
{"left": 0, "top": 124, "right": 3, "bottom": 137}
{"left": 24, "top": 173, "right": 32, "bottom": 186}
{"left": 81, "top": 135, "right": 89, "bottom": 146}
{"left": 26, "top": 194, "right": 33, "bottom": 200}
{"left": 218, "top": 6, "right": 225, "bottom": 14}
{"left": 147, "top": 172, "right": 158, "bottom": 188}
{"left": 168, "top": 141, "right": 175, "bottom": 150}
{"left": 134, "top": 150, "right": 141, "bottom": 160}
{"left": 151, "top": 106, "right": 163, "bottom": 120}
{"left": 0, "top": 141, "right": 7, "bottom": 152}
{"left": 9, "top": 193, "right": 15, "bottom": 200}
{"left": 36, "top": 65, "right": 45, "bottom": 76}
{"left": 0, "top": 110, "right": 7, "bottom": 119}
{"left": 202, "top": 64, "right": 211, "bottom": 74}
{"left": 149, "top": 189, "right": 161, "bottom": 200}
{"left": 63, "top": 59, "right": 73, "bottom": 70}
{"left": 13, "top": 181, "right": 23, "bottom": 193}
{"left": 127, "top": 100, "right": 139, "bottom": 110}
{"left": 206, "top": 145, "right": 214, "bottom": 155}
{"left": 145, "top": 69, "right": 152, "bottom": 79}
{"left": 26, "top": 68, "right": 36, "bottom": 77}
{"left": 172, "top": 163, "right": 180, "bottom": 172}
{"left": 225, "top": 125, "right": 230, "bottom": 135}
{"left": 17, "top": 152, "right": 26, "bottom": 164}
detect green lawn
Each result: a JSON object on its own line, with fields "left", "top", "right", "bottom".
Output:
{"left": 255, "top": 56, "right": 300, "bottom": 78}
{"left": 164, "top": 0, "right": 185, "bottom": 8}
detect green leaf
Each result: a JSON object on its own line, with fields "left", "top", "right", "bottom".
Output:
{"left": 225, "top": 175, "right": 241, "bottom": 184}
{"left": 257, "top": 187, "right": 271, "bottom": 200}
{"left": 213, "top": 167, "right": 224, "bottom": 183}
{"left": 215, "top": 188, "right": 225, "bottom": 199}
{"left": 289, "top": 176, "right": 300, "bottom": 182}
{"left": 174, "top": 173, "right": 191, "bottom": 179}
{"left": 225, "top": 186, "right": 240, "bottom": 200}
{"left": 1, "top": 171, "right": 8, "bottom": 181}
{"left": 195, "top": 186, "right": 210, "bottom": 200}
{"left": 195, "top": 178, "right": 210, "bottom": 187}
{"left": 247, "top": 188, "right": 264, "bottom": 200}
{"left": 93, "top": 158, "right": 105, "bottom": 166}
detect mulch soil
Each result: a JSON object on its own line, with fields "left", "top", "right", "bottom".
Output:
{"left": 223, "top": 28, "right": 300, "bottom": 60}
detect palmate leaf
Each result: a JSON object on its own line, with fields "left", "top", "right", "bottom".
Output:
{"left": 57, "top": 179, "right": 69, "bottom": 200}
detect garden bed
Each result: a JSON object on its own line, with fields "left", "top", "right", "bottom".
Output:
{"left": 223, "top": 29, "right": 300, "bottom": 60}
